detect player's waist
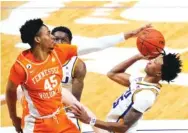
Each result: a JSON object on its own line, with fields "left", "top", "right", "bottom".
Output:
{"left": 31, "top": 105, "right": 67, "bottom": 119}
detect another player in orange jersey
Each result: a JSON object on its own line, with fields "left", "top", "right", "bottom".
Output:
{"left": 6, "top": 19, "right": 80, "bottom": 133}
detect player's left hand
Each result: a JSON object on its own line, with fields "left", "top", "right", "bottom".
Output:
{"left": 70, "top": 103, "right": 91, "bottom": 124}
{"left": 136, "top": 52, "right": 160, "bottom": 60}
{"left": 124, "top": 23, "right": 152, "bottom": 39}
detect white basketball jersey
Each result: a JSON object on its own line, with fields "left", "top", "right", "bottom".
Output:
{"left": 106, "top": 76, "right": 160, "bottom": 133}
{"left": 61, "top": 56, "right": 78, "bottom": 92}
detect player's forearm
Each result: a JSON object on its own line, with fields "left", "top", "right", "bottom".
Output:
{"left": 61, "top": 88, "right": 78, "bottom": 106}
{"left": 78, "top": 33, "right": 125, "bottom": 55}
{"left": 94, "top": 119, "right": 128, "bottom": 133}
{"left": 6, "top": 88, "right": 17, "bottom": 119}
{"left": 109, "top": 54, "right": 142, "bottom": 73}
{"left": 72, "top": 80, "right": 83, "bottom": 101}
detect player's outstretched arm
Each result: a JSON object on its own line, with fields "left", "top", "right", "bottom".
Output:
{"left": 72, "top": 58, "right": 86, "bottom": 101}
{"left": 71, "top": 89, "right": 155, "bottom": 133}
{"left": 124, "top": 23, "right": 152, "bottom": 39}
{"left": 77, "top": 24, "right": 152, "bottom": 56}
{"left": 107, "top": 54, "right": 143, "bottom": 87}
{"left": 71, "top": 103, "right": 133, "bottom": 133}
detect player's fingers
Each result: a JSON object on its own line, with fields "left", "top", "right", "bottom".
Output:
{"left": 71, "top": 105, "right": 82, "bottom": 115}
{"left": 71, "top": 105, "right": 80, "bottom": 113}
{"left": 151, "top": 51, "right": 160, "bottom": 55}
{"left": 69, "top": 109, "right": 81, "bottom": 116}
{"left": 143, "top": 56, "right": 150, "bottom": 60}
{"left": 73, "top": 103, "right": 82, "bottom": 111}
{"left": 146, "top": 23, "right": 152, "bottom": 28}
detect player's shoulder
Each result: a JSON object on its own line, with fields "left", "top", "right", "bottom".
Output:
{"left": 75, "top": 58, "right": 85, "bottom": 66}
{"left": 55, "top": 44, "right": 77, "bottom": 51}
{"left": 73, "top": 58, "right": 86, "bottom": 78}
{"left": 16, "top": 49, "right": 31, "bottom": 60}
{"left": 13, "top": 49, "right": 30, "bottom": 69}
{"left": 133, "top": 89, "right": 156, "bottom": 113}
{"left": 134, "top": 90, "right": 156, "bottom": 103}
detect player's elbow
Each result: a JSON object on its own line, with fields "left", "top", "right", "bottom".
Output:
{"left": 108, "top": 125, "right": 128, "bottom": 133}
{"left": 107, "top": 71, "right": 114, "bottom": 79}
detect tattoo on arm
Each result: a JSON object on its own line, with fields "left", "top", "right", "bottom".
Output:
{"left": 123, "top": 107, "right": 142, "bottom": 129}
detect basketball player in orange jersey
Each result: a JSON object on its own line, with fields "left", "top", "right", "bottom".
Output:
{"left": 71, "top": 52, "right": 182, "bottom": 133}
{"left": 6, "top": 19, "right": 81, "bottom": 133}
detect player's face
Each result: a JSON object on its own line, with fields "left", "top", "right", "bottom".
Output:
{"left": 36, "top": 25, "right": 55, "bottom": 51}
{"left": 145, "top": 55, "right": 163, "bottom": 77}
{"left": 53, "top": 31, "right": 70, "bottom": 44}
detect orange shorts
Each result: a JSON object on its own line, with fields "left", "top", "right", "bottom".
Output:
{"left": 22, "top": 111, "right": 80, "bottom": 133}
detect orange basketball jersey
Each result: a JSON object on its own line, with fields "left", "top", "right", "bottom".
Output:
{"left": 10, "top": 44, "right": 77, "bottom": 117}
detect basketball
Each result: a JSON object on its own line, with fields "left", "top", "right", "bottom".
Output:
{"left": 137, "top": 28, "right": 165, "bottom": 59}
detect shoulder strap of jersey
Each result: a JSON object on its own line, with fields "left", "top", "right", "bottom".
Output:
{"left": 16, "top": 53, "right": 29, "bottom": 84}
{"left": 71, "top": 57, "right": 78, "bottom": 78}
{"left": 52, "top": 50, "right": 63, "bottom": 67}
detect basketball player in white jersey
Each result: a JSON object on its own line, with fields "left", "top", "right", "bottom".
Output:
{"left": 71, "top": 52, "right": 182, "bottom": 133}
{"left": 50, "top": 25, "right": 151, "bottom": 130}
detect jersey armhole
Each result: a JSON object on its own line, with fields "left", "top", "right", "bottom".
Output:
{"left": 71, "top": 57, "right": 78, "bottom": 78}
{"left": 16, "top": 60, "right": 28, "bottom": 84}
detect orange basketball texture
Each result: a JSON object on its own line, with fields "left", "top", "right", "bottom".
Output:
{"left": 137, "top": 29, "right": 165, "bottom": 58}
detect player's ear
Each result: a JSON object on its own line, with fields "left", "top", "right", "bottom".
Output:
{"left": 156, "top": 72, "right": 161, "bottom": 77}
{"left": 34, "top": 36, "right": 41, "bottom": 43}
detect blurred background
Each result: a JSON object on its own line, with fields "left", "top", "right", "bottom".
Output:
{"left": 1, "top": 0, "right": 188, "bottom": 132}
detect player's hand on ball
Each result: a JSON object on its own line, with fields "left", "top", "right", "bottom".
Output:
{"left": 136, "top": 52, "right": 159, "bottom": 60}
{"left": 125, "top": 23, "right": 152, "bottom": 39}
{"left": 133, "top": 23, "right": 152, "bottom": 37}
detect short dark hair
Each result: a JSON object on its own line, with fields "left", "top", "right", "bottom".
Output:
{"left": 161, "top": 53, "right": 182, "bottom": 82}
{"left": 51, "top": 26, "right": 72, "bottom": 42}
{"left": 20, "top": 18, "right": 44, "bottom": 48}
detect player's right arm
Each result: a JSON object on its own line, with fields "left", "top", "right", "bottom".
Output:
{"left": 107, "top": 54, "right": 143, "bottom": 87}
{"left": 72, "top": 58, "right": 86, "bottom": 101}
{"left": 77, "top": 24, "right": 152, "bottom": 56}
{"left": 56, "top": 44, "right": 78, "bottom": 61}
{"left": 71, "top": 90, "right": 156, "bottom": 133}
{"left": 6, "top": 62, "right": 25, "bottom": 133}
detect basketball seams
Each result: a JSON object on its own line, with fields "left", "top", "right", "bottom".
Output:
{"left": 138, "top": 37, "right": 164, "bottom": 50}
{"left": 137, "top": 29, "right": 165, "bottom": 58}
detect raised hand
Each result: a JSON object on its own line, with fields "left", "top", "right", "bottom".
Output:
{"left": 124, "top": 23, "right": 152, "bottom": 39}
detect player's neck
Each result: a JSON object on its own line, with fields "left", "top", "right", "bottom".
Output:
{"left": 31, "top": 46, "right": 49, "bottom": 61}
{"left": 143, "top": 75, "right": 160, "bottom": 84}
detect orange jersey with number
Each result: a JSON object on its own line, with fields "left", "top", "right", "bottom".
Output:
{"left": 9, "top": 44, "right": 77, "bottom": 116}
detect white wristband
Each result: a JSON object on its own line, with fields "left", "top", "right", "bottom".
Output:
{"left": 89, "top": 117, "right": 96, "bottom": 126}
